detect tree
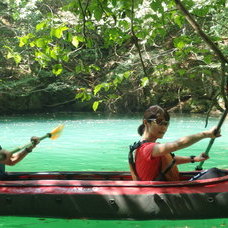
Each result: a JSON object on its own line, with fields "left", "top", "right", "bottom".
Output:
{"left": 0, "top": 0, "right": 227, "bottom": 114}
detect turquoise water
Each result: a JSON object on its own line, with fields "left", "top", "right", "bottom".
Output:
{"left": 1, "top": 112, "right": 228, "bottom": 227}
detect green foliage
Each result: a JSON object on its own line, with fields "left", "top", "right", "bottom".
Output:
{"left": 0, "top": 0, "right": 227, "bottom": 113}
{"left": 75, "top": 88, "right": 92, "bottom": 102}
{"left": 4, "top": 46, "right": 22, "bottom": 65}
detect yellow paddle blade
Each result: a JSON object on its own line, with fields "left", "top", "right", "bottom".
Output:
{"left": 50, "top": 124, "right": 64, "bottom": 140}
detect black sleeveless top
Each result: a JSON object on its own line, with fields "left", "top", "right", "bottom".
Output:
{"left": 0, "top": 145, "right": 5, "bottom": 174}
{"left": 0, "top": 164, "right": 5, "bottom": 173}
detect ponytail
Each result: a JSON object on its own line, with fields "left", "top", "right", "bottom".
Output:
{"left": 137, "top": 124, "right": 145, "bottom": 136}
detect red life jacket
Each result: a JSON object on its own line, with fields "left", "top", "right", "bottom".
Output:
{"left": 129, "top": 141, "right": 179, "bottom": 181}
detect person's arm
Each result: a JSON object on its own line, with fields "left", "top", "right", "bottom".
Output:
{"left": 5, "top": 148, "right": 31, "bottom": 166}
{"left": 152, "top": 126, "right": 220, "bottom": 157}
{"left": 0, "top": 136, "right": 40, "bottom": 166}
{"left": 175, "top": 153, "right": 209, "bottom": 165}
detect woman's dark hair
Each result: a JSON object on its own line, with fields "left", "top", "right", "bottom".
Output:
{"left": 137, "top": 105, "right": 170, "bottom": 136}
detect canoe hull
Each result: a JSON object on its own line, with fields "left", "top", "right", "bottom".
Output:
{"left": 1, "top": 192, "right": 228, "bottom": 219}
{"left": 0, "top": 171, "right": 228, "bottom": 220}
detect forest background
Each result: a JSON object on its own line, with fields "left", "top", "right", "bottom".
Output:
{"left": 0, "top": 0, "right": 227, "bottom": 115}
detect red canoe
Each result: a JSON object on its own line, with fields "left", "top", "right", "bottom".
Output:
{"left": 0, "top": 170, "right": 228, "bottom": 219}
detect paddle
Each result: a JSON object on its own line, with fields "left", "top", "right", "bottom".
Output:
{"left": 195, "top": 109, "right": 228, "bottom": 170}
{"left": 0, "top": 125, "right": 64, "bottom": 161}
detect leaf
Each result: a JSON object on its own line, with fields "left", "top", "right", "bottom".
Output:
{"left": 86, "top": 38, "right": 93, "bottom": 48}
{"left": 150, "top": 1, "right": 163, "bottom": 13}
{"left": 123, "top": 71, "right": 131, "bottom": 79}
{"left": 178, "top": 69, "right": 186, "bottom": 76}
{"left": 173, "top": 38, "right": 186, "bottom": 50}
{"left": 173, "top": 15, "right": 183, "bottom": 28}
{"left": 72, "top": 36, "right": 80, "bottom": 47}
{"left": 75, "top": 90, "right": 84, "bottom": 99}
{"left": 14, "top": 54, "right": 22, "bottom": 64}
{"left": 92, "top": 101, "right": 99, "bottom": 111}
{"left": 118, "top": 20, "right": 130, "bottom": 30}
{"left": 202, "top": 69, "right": 212, "bottom": 76}
{"left": 103, "top": 83, "right": 110, "bottom": 91}
{"left": 94, "top": 84, "right": 102, "bottom": 95}
{"left": 111, "top": 0, "right": 117, "bottom": 6}
{"left": 63, "top": 1, "right": 78, "bottom": 11}
{"left": 18, "top": 33, "right": 34, "bottom": 47}
{"left": 50, "top": 49, "right": 58, "bottom": 60}
{"left": 62, "top": 55, "right": 69, "bottom": 62}
{"left": 52, "top": 64, "right": 63, "bottom": 76}
{"left": 108, "top": 94, "right": 118, "bottom": 99}
{"left": 77, "top": 36, "right": 85, "bottom": 42}
{"left": 113, "top": 77, "right": 119, "bottom": 86}
{"left": 75, "top": 64, "right": 83, "bottom": 73}
{"left": 50, "top": 26, "right": 68, "bottom": 39}
{"left": 36, "top": 21, "right": 47, "bottom": 31}
{"left": 173, "top": 36, "right": 190, "bottom": 50}
{"left": 7, "top": 52, "right": 14, "bottom": 59}
{"left": 75, "top": 88, "right": 92, "bottom": 102}
{"left": 82, "top": 92, "right": 92, "bottom": 101}
{"left": 6, "top": 52, "right": 21, "bottom": 64}
{"left": 176, "top": 41, "right": 185, "bottom": 49}
{"left": 94, "top": 7, "right": 103, "bottom": 21}
{"left": 203, "top": 55, "right": 212, "bottom": 64}
{"left": 35, "top": 38, "right": 47, "bottom": 48}
{"left": 29, "top": 41, "right": 35, "bottom": 47}
{"left": 18, "top": 37, "right": 27, "bottom": 47}
{"left": 89, "top": 64, "right": 100, "bottom": 71}
{"left": 141, "top": 77, "right": 149, "bottom": 87}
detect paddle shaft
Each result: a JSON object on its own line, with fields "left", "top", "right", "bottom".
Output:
{"left": 195, "top": 109, "right": 228, "bottom": 170}
{"left": 10, "top": 134, "right": 50, "bottom": 154}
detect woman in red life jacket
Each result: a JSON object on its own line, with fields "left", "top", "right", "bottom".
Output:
{"left": 133, "top": 105, "right": 221, "bottom": 181}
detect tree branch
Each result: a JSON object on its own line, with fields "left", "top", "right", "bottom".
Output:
{"left": 174, "top": 0, "right": 228, "bottom": 112}
{"left": 221, "top": 62, "right": 228, "bottom": 108}
{"left": 78, "top": 0, "right": 90, "bottom": 39}
{"left": 174, "top": 0, "right": 228, "bottom": 64}
{"left": 130, "top": 0, "right": 147, "bottom": 77}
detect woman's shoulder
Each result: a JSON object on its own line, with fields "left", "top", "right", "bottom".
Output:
{"left": 138, "top": 141, "right": 157, "bottom": 151}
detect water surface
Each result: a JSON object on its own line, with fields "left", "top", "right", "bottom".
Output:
{"left": 1, "top": 112, "right": 228, "bottom": 227}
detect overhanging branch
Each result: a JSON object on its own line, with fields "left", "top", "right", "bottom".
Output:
{"left": 130, "top": 0, "right": 147, "bottom": 77}
{"left": 174, "top": 0, "right": 228, "bottom": 64}
{"left": 174, "top": 0, "right": 228, "bottom": 110}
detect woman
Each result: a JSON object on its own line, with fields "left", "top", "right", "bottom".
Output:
{"left": 130, "top": 105, "right": 222, "bottom": 181}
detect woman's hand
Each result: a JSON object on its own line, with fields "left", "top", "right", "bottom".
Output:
{"left": 194, "top": 152, "right": 209, "bottom": 162}
{"left": 203, "top": 126, "right": 221, "bottom": 138}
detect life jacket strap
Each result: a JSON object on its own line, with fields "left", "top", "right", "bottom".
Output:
{"left": 128, "top": 141, "right": 176, "bottom": 181}
{"left": 161, "top": 157, "right": 176, "bottom": 176}
{"left": 128, "top": 140, "right": 148, "bottom": 180}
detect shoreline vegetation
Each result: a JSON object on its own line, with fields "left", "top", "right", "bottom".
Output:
{"left": 0, "top": 90, "right": 225, "bottom": 115}
{"left": 0, "top": 1, "right": 227, "bottom": 115}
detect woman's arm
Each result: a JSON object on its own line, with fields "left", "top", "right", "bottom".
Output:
{"left": 152, "top": 127, "right": 220, "bottom": 157}
{"left": 175, "top": 153, "right": 209, "bottom": 165}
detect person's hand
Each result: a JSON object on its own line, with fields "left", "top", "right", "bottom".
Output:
{"left": 25, "top": 136, "right": 40, "bottom": 153}
{"left": 31, "top": 136, "right": 40, "bottom": 146}
{"left": 194, "top": 152, "right": 209, "bottom": 162}
{"left": 204, "top": 126, "right": 221, "bottom": 138}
